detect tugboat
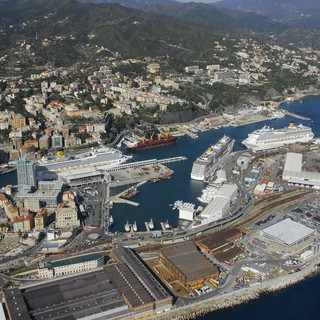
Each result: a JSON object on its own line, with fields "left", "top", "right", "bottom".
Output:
{"left": 124, "top": 221, "right": 130, "bottom": 232}
{"left": 148, "top": 218, "right": 154, "bottom": 230}
{"left": 132, "top": 221, "right": 138, "bottom": 232}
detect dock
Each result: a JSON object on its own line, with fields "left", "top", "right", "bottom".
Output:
{"left": 110, "top": 181, "right": 147, "bottom": 206}
{"left": 282, "top": 110, "right": 311, "bottom": 121}
{"left": 112, "top": 198, "right": 139, "bottom": 206}
{"left": 144, "top": 222, "right": 150, "bottom": 232}
{"left": 179, "top": 127, "right": 198, "bottom": 139}
{"left": 106, "top": 156, "right": 187, "bottom": 173}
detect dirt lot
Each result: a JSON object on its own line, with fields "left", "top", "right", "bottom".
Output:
{"left": 146, "top": 258, "right": 189, "bottom": 297}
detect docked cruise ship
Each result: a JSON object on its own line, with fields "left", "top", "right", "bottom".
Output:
{"left": 191, "top": 135, "right": 234, "bottom": 181}
{"left": 242, "top": 122, "right": 314, "bottom": 152}
{"left": 38, "top": 147, "right": 132, "bottom": 172}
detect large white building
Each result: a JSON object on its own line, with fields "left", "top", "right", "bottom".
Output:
{"left": 196, "top": 184, "right": 238, "bottom": 225}
{"left": 283, "top": 152, "right": 320, "bottom": 188}
{"left": 38, "top": 254, "right": 105, "bottom": 279}
{"left": 261, "top": 218, "right": 316, "bottom": 251}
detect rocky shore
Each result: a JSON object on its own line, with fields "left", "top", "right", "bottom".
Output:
{"left": 154, "top": 259, "right": 320, "bottom": 320}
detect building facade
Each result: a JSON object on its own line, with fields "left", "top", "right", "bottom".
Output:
{"left": 16, "top": 158, "right": 37, "bottom": 190}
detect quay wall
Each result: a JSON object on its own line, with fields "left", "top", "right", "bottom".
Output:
{"left": 153, "top": 259, "right": 320, "bottom": 320}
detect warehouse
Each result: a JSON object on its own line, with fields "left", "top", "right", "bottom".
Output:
{"left": 261, "top": 218, "right": 316, "bottom": 251}
{"left": 195, "top": 228, "right": 242, "bottom": 260}
{"left": 4, "top": 269, "right": 130, "bottom": 320}
{"left": 159, "top": 241, "right": 219, "bottom": 287}
{"left": 197, "top": 183, "right": 239, "bottom": 224}
{"left": 282, "top": 152, "right": 320, "bottom": 188}
{"left": 4, "top": 246, "right": 173, "bottom": 320}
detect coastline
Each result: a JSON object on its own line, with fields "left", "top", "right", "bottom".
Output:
{"left": 153, "top": 259, "right": 320, "bottom": 320}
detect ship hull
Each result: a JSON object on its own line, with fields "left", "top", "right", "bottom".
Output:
{"left": 126, "top": 137, "right": 177, "bottom": 151}
{"left": 191, "top": 136, "right": 234, "bottom": 181}
{"left": 242, "top": 125, "right": 314, "bottom": 152}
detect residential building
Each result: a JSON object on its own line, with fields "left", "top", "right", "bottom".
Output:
{"left": 10, "top": 114, "right": 26, "bottom": 129}
{"left": 39, "top": 135, "right": 50, "bottom": 150}
{"left": 51, "top": 133, "right": 63, "bottom": 148}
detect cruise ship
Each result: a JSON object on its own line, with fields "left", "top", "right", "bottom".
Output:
{"left": 38, "top": 147, "right": 132, "bottom": 172}
{"left": 191, "top": 135, "right": 234, "bottom": 181}
{"left": 242, "top": 122, "right": 314, "bottom": 152}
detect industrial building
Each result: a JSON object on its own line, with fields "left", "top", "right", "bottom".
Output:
{"left": 38, "top": 253, "right": 105, "bottom": 279}
{"left": 283, "top": 152, "right": 320, "bottom": 188}
{"left": 195, "top": 228, "right": 242, "bottom": 261}
{"left": 58, "top": 167, "right": 105, "bottom": 186}
{"left": 197, "top": 184, "right": 239, "bottom": 224}
{"left": 110, "top": 246, "right": 173, "bottom": 314}
{"left": 261, "top": 218, "right": 316, "bottom": 251}
{"left": 4, "top": 246, "right": 173, "bottom": 320}
{"left": 159, "top": 241, "right": 219, "bottom": 287}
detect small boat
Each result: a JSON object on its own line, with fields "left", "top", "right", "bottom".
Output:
{"left": 132, "top": 221, "right": 138, "bottom": 232}
{"left": 122, "top": 187, "right": 139, "bottom": 199}
{"left": 148, "top": 218, "right": 154, "bottom": 230}
{"left": 109, "top": 215, "right": 114, "bottom": 226}
{"left": 163, "top": 220, "right": 171, "bottom": 230}
{"left": 124, "top": 221, "right": 130, "bottom": 232}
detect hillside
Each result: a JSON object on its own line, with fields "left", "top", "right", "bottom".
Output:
{"left": 0, "top": 0, "right": 234, "bottom": 67}
{"left": 217, "top": 0, "right": 320, "bottom": 29}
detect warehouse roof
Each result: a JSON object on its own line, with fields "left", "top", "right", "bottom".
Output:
{"left": 195, "top": 228, "right": 241, "bottom": 251}
{"left": 160, "top": 241, "right": 218, "bottom": 282}
{"left": 262, "top": 218, "right": 315, "bottom": 246}
{"left": 283, "top": 153, "right": 302, "bottom": 173}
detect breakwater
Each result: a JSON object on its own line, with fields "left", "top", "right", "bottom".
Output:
{"left": 153, "top": 260, "right": 320, "bottom": 320}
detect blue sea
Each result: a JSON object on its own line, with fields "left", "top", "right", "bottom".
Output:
{"left": 1, "top": 95, "right": 320, "bottom": 320}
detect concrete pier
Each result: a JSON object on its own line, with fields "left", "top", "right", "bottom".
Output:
{"left": 112, "top": 198, "right": 139, "bottom": 206}
{"left": 283, "top": 110, "right": 311, "bottom": 121}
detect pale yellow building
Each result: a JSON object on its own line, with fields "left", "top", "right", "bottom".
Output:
{"left": 10, "top": 114, "right": 26, "bottom": 129}
{"left": 38, "top": 254, "right": 105, "bottom": 279}
{"left": 56, "top": 206, "right": 80, "bottom": 229}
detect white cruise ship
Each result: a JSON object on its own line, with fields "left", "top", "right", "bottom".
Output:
{"left": 38, "top": 147, "right": 132, "bottom": 172}
{"left": 191, "top": 135, "right": 234, "bottom": 181}
{"left": 242, "top": 122, "right": 314, "bottom": 152}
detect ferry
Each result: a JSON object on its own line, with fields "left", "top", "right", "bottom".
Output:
{"left": 242, "top": 122, "right": 314, "bottom": 152}
{"left": 190, "top": 135, "right": 234, "bottom": 181}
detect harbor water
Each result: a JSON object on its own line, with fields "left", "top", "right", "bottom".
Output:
{"left": 0, "top": 95, "right": 320, "bottom": 319}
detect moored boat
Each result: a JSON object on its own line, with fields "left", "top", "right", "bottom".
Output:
{"left": 148, "top": 218, "right": 154, "bottom": 230}
{"left": 124, "top": 221, "right": 130, "bottom": 232}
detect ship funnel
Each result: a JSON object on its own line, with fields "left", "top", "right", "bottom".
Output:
{"left": 289, "top": 121, "right": 295, "bottom": 128}
{"left": 207, "top": 147, "right": 212, "bottom": 152}
{"left": 56, "top": 150, "right": 64, "bottom": 158}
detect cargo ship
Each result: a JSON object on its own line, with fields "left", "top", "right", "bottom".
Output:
{"left": 191, "top": 135, "right": 234, "bottom": 181}
{"left": 125, "top": 132, "right": 177, "bottom": 151}
{"left": 242, "top": 122, "right": 314, "bottom": 152}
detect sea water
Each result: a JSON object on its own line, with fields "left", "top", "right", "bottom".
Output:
{"left": 1, "top": 95, "right": 320, "bottom": 319}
